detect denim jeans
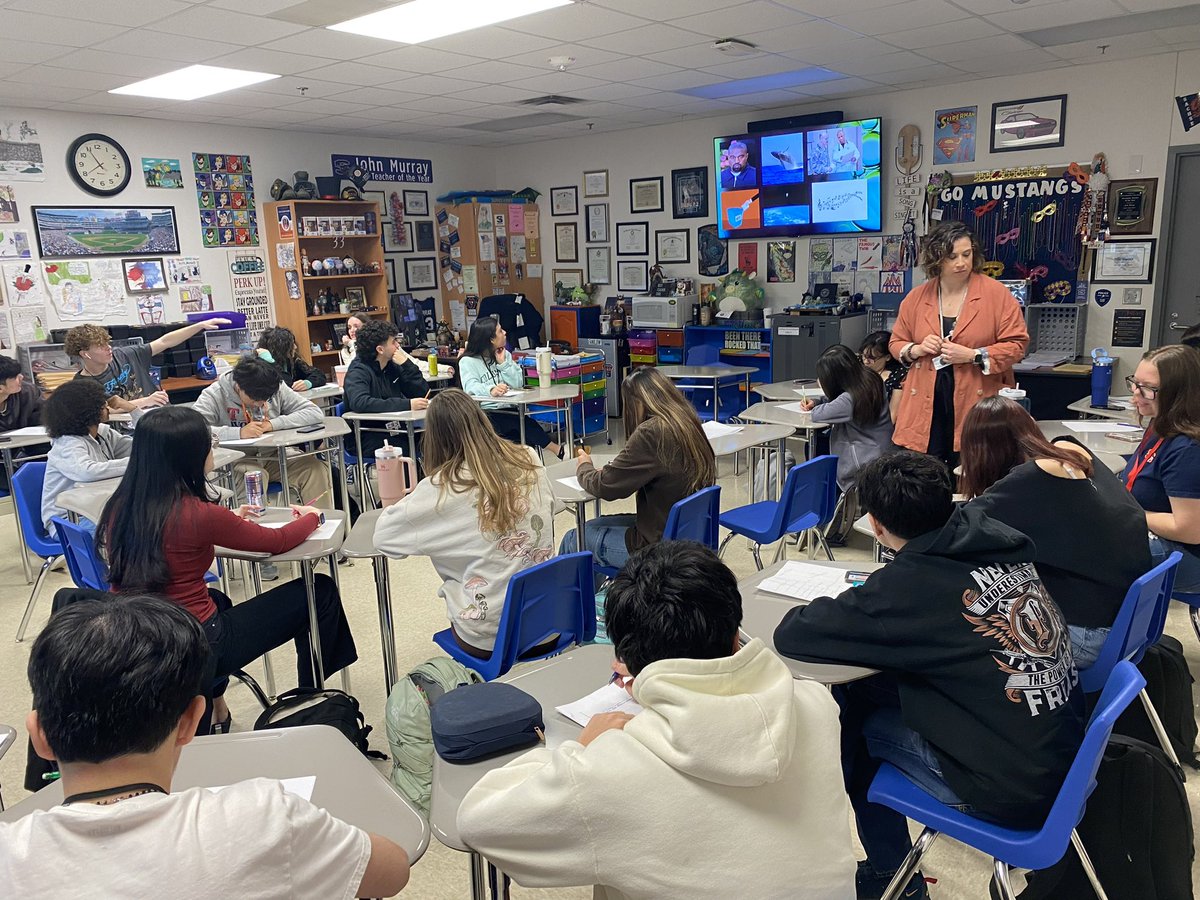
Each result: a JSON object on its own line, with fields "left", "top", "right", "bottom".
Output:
{"left": 558, "top": 514, "right": 636, "bottom": 571}
{"left": 1067, "top": 624, "right": 1109, "bottom": 670}
{"left": 836, "top": 676, "right": 971, "bottom": 875}
{"left": 1150, "top": 535, "right": 1200, "bottom": 592}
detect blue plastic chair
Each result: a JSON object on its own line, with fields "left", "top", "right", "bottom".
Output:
{"left": 663, "top": 485, "right": 722, "bottom": 549}
{"left": 433, "top": 551, "right": 596, "bottom": 681}
{"left": 13, "top": 463, "right": 64, "bottom": 643}
{"left": 717, "top": 455, "right": 839, "bottom": 569}
{"left": 50, "top": 517, "right": 109, "bottom": 591}
{"left": 868, "top": 660, "right": 1146, "bottom": 900}
{"left": 1077, "top": 551, "right": 1182, "bottom": 768}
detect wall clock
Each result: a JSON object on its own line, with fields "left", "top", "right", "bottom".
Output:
{"left": 67, "top": 133, "right": 131, "bottom": 196}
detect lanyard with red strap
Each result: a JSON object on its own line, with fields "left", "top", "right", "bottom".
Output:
{"left": 1125, "top": 430, "right": 1165, "bottom": 492}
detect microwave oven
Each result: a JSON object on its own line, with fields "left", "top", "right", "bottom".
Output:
{"left": 631, "top": 294, "right": 697, "bottom": 329}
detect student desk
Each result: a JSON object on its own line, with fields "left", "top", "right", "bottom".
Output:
{"left": 739, "top": 399, "right": 829, "bottom": 465}
{"left": 1066, "top": 395, "right": 1138, "bottom": 424}
{"left": 0, "top": 724, "right": 431, "bottom": 862}
{"left": 429, "top": 643, "right": 614, "bottom": 898}
{"left": 342, "top": 409, "right": 426, "bottom": 508}
{"left": 657, "top": 364, "right": 758, "bottom": 422}
{"left": 341, "top": 508, "right": 399, "bottom": 693}
{"left": 471, "top": 384, "right": 579, "bottom": 450}
{"left": 737, "top": 559, "right": 882, "bottom": 684}
{"left": 219, "top": 417, "right": 350, "bottom": 513}
{"left": 544, "top": 455, "right": 614, "bottom": 552}
{"left": 1036, "top": 420, "right": 1143, "bottom": 458}
{"left": 215, "top": 507, "right": 346, "bottom": 690}
{"left": 754, "top": 379, "right": 824, "bottom": 402}
{"left": 0, "top": 428, "right": 52, "bottom": 583}
{"left": 304, "top": 383, "right": 344, "bottom": 412}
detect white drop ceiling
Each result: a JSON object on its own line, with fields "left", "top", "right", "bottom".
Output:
{"left": 0, "top": 0, "right": 1195, "bottom": 145}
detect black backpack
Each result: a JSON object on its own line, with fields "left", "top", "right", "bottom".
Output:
{"left": 1020, "top": 736, "right": 1194, "bottom": 900}
{"left": 254, "top": 687, "right": 386, "bottom": 760}
{"left": 1111, "top": 635, "right": 1199, "bottom": 771}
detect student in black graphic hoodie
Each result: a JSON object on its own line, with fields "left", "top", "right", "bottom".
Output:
{"left": 774, "top": 450, "right": 1084, "bottom": 900}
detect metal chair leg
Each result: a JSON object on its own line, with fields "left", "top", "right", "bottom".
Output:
{"left": 717, "top": 531, "right": 736, "bottom": 559}
{"left": 751, "top": 543, "right": 763, "bottom": 570}
{"left": 771, "top": 535, "right": 787, "bottom": 565}
{"left": 992, "top": 860, "right": 1017, "bottom": 900}
{"left": 230, "top": 669, "right": 271, "bottom": 709}
{"left": 16, "top": 555, "right": 60, "bottom": 643}
{"left": 815, "top": 528, "right": 835, "bottom": 561}
{"left": 880, "top": 827, "right": 938, "bottom": 900}
{"left": 1189, "top": 605, "right": 1200, "bottom": 645}
{"left": 1070, "top": 829, "right": 1110, "bottom": 900}
{"left": 1138, "top": 688, "right": 1183, "bottom": 770}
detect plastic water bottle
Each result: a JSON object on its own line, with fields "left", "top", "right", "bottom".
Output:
{"left": 593, "top": 584, "right": 612, "bottom": 645}
{"left": 1090, "top": 347, "right": 1115, "bottom": 408}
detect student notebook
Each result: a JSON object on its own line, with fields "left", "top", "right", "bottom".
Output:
{"left": 756, "top": 561, "right": 854, "bottom": 601}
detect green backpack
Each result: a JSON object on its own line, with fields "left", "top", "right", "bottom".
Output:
{"left": 385, "top": 656, "right": 483, "bottom": 815}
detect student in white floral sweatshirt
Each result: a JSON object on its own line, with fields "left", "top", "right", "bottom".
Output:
{"left": 458, "top": 542, "right": 857, "bottom": 900}
{"left": 373, "top": 389, "right": 554, "bottom": 655}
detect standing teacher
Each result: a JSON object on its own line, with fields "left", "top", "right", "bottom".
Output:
{"left": 889, "top": 221, "right": 1028, "bottom": 468}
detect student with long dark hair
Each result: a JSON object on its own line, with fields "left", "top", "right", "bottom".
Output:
{"left": 459, "top": 316, "right": 562, "bottom": 459}
{"left": 960, "top": 396, "right": 1150, "bottom": 666}
{"left": 256, "top": 325, "right": 327, "bottom": 392}
{"left": 560, "top": 367, "right": 716, "bottom": 569}
{"left": 97, "top": 406, "right": 356, "bottom": 732}
{"left": 859, "top": 330, "right": 906, "bottom": 422}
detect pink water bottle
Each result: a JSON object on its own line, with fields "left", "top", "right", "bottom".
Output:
{"left": 374, "top": 440, "right": 417, "bottom": 507}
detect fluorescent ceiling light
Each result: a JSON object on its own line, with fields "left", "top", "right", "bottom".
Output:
{"left": 330, "top": 0, "right": 572, "bottom": 44}
{"left": 110, "top": 65, "right": 279, "bottom": 101}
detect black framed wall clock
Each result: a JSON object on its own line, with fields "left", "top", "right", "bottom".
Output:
{"left": 67, "top": 133, "right": 131, "bottom": 196}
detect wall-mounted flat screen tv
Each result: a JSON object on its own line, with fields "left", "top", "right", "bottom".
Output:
{"left": 714, "top": 118, "right": 881, "bottom": 238}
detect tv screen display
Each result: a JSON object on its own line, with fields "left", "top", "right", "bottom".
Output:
{"left": 714, "top": 118, "right": 881, "bottom": 238}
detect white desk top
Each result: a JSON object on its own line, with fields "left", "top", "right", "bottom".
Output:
{"left": 304, "top": 384, "right": 344, "bottom": 401}
{"left": 545, "top": 456, "right": 616, "bottom": 503}
{"left": 1066, "top": 395, "right": 1138, "bottom": 424}
{"left": 0, "top": 428, "right": 52, "bottom": 451}
{"left": 740, "top": 400, "right": 827, "bottom": 432}
{"left": 215, "top": 508, "right": 346, "bottom": 562}
{"left": 656, "top": 364, "right": 757, "bottom": 379}
{"left": 1037, "top": 420, "right": 1142, "bottom": 457}
{"left": 219, "top": 416, "right": 350, "bottom": 449}
{"left": 471, "top": 384, "right": 580, "bottom": 406}
{"left": 59, "top": 479, "right": 235, "bottom": 525}
{"left": 754, "top": 380, "right": 824, "bottom": 401}
{"left": 431, "top": 643, "right": 615, "bottom": 852}
{"left": 0, "top": 724, "right": 430, "bottom": 861}
{"left": 738, "top": 560, "right": 882, "bottom": 685}
{"left": 342, "top": 408, "right": 427, "bottom": 424}
{"left": 708, "top": 422, "right": 793, "bottom": 457}
{"left": 343, "top": 507, "right": 384, "bottom": 558}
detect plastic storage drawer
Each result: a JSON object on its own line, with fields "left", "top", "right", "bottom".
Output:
{"left": 657, "top": 347, "right": 683, "bottom": 364}
{"left": 657, "top": 329, "right": 685, "bottom": 347}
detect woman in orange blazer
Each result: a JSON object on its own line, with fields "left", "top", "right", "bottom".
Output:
{"left": 889, "top": 221, "right": 1028, "bottom": 466}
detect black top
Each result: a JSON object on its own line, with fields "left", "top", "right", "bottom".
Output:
{"left": 0, "top": 381, "right": 42, "bottom": 432}
{"left": 775, "top": 504, "right": 1085, "bottom": 826}
{"left": 971, "top": 442, "right": 1152, "bottom": 628}
{"left": 343, "top": 356, "right": 426, "bottom": 455}
{"left": 275, "top": 355, "right": 327, "bottom": 390}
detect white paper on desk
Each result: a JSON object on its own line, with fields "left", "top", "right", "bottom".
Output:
{"left": 497, "top": 389, "right": 527, "bottom": 398}
{"left": 207, "top": 775, "right": 315, "bottom": 801}
{"left": 701, "top": 420, "right": 742, "bottom": 438}
{"left": 556, "top": 475, "right": 583, "bottom": 491}
{"left": 1060, "top": 421, "right": 1140, "bottom": 433}
{"left": 307, "top": 521, "right": 340, "bottom": 541}
{"left": 221, "top": 437, "right": 262, "bottom": 445}
{"left": 3, "top": 425, "right": 47, "bottom": 437}
{"left": 556, "top": 683, "right": 643, "bottom": 727}
{"left": 775, "top": 401, "right": 813, "bottom": 414}
{"left": 757, "top": 561, "right": 853, "bottom": 601}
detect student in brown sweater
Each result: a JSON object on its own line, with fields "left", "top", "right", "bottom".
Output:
{"left": 559, "top": 367, "right": 716, "bottom": 569}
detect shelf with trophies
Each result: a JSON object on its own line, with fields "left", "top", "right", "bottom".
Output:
{"left": 265, "top": 196, "right": 386, "bottom": 376}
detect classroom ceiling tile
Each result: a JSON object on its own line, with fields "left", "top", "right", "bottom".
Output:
{"left": 325, "top": 86, "right": 428, "bottom": 107}
{"left": 0, "top": 10, "right": 128, "bottom": 46}
{"left": 956, "top": 48, "right": 1068, "bottom": 74}
{"left": 572, "top": 57, "right": 684, "bottom": 82}
{"left": 592, "top": 0, "right": 733, "bottom": 16}
{"left": 642, "top": 42, "right": 736, "bottom": 69}
{"left": 50, "top": 49, "right": 187, "bottom": 78}
{"left": 305, "top": 60, "right": 413, "bottom": 86}
{"left": 225, "top": 107, "right": 313, "bottom": 124}
{"left": 447, "top": 83, "right": 549, "bottom": 104}
{"left": 250, "top": 77, "right": 349, "bottom": 99}
{"left": 367, "top": 45, "right": 483, "bottom": 74}
{"left": 830, "top": 50, "right": 940, "bottom": 76}
{"left": 423, "top": 25, "right": 558, "bottom": 58}
{"left": 393, "top": 95, "right": 489, "bottom": 114}
{"left": 275, "top": 97, "right": 374, "bottom": 116}
{"left": 145, "top": 8, "right": 309, "bottom": 45}
{"left": 7, "top": 0, "right": 191, "bottom": 26}
{"left": 580, "top": 22, "right": 707, "bottom": 55}
{"left": 567, "top": 81, "right": 664, "bottom": 101}
{"left": 444, "top": 60, "right": 550, "bottom": 85}
{"left": 628, "top": 70, "right": 724, "bottom": 92}
{"left": 207, "top": 47, "right": 323, "bottom": 77}
{"left": 517, "top": 3, "right": 650, "bottom": 41}
{"left": 742, "top": 20, "right": 868, "bottom": 53}
{"left": 0, "top": 38, "right": 81, "bottom": 65}
{"left": 504, "top": 71, "right": 609, "bottom": 93}
{"left": 380, "top": 74, "right": 490, "bottom": 96}
{"left": 885, "top": 17, "right": 1004, "bottom": 49}
{"left": 92, "top": 30, "right": 243, "bottom": 63}
{"left": 7, "top": 66, "right": 128, "bottom": 91}
{"left": 1048, "top": 30, "right": 1165, "bottom": 58}
{"left": 681, "top": 1, "right": 814, "bottom": 38}
{"left": 984, "top": 0, "right": 1127, "bottom": 30}
{"left": 921, "top": 32, "right": 1039, "bottom": 62}
{"left": 502, "top": 41, "right": 625, "bottom": 70}
{"left": 880, "top": 62, "right": 968, "bottom": 83}
{"left": 772, "top": 0, "right": 910, "bottom": 15}
{"left": 0, "top": 83, "right": 97, "bottom": 103}
{"left": 829, "top": 0, "right": 973, "bottom": 36}
{"left": 259, "top": 28, "right": 398, "bottom": 61}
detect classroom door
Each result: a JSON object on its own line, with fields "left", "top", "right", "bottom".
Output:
{"left": 1155, "top": 147, "right": 1200, "bottom": 344}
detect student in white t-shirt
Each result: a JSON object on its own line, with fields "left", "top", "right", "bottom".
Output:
{"left": 1, "top": 594, "right": 410, "bottom": 900}
{"left": 374, "top": 388, "right": 554, "bottom": 657}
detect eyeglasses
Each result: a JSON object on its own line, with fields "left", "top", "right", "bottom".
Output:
{"left": 1125, "top": 375, "right": 1159, "bottom": 399}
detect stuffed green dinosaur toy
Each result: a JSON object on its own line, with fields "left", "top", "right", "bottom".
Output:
{"left": 709, "top": 269, "right": 765, "bottom": 315}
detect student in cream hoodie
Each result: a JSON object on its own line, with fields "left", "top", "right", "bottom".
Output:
{"left": 458, "top": 541, "right": 856, "bottom": 900}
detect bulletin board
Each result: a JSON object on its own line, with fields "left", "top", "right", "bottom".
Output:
{"left": 432, "top": 198, "right": 545, "bottom": 334}
{"left": 932, "top": 166, "right": 1086, "bottom": 304}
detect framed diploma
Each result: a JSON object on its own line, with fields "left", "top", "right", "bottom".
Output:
{"left": 1107, "top": 178, "right": 1157, "bottom": 236}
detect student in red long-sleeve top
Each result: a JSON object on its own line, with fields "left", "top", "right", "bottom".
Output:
{"left": 98, "top": 407, "right": 357, "bottom": 735}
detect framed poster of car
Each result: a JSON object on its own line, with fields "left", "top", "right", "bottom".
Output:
{"left": 989, "top": 95, "right": 1066, "bottom": 153}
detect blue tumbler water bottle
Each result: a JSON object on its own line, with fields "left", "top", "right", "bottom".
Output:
{"left": 1090, "top": 347, "right": 1114, "bottom": 408}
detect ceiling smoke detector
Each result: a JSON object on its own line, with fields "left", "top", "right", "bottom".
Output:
{"left": 713, "top": 38, "right": 758, "bottom": 57}
{"left": 548, "top": 55, "right": 575, "bottom": 71}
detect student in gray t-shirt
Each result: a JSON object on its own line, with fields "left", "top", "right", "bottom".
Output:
{"left": 65, "top": 319, "right": 229, "bottom": 412}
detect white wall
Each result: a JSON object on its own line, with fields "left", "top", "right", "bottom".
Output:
{"left": 0, "top": 106, "right": 493, "bottom": 334}
{"left": 496, "top": 52, "right": 1182, "bottom": 374}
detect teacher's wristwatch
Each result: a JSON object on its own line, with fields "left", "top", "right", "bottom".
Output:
{"left": 974, "top": 348, "right": 989, "bottom": 368}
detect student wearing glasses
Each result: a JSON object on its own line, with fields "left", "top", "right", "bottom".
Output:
{"left": 859, "top": 330, "right": 907, "bottom": 422}
{"left": 1121, "top": 345, "right": 1200, "bottom": 591}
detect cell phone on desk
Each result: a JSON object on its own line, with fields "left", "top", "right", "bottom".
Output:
{"left": 296, "top": 424, "right": 324, "bottom": 433}
{"left": 1105, "top": 430, "right": 1143, "bottom": 443}
{"left": 793, "top": 379, "right": 816, "bottom": 385}
{"left": 844, "top": 571, "right": 872, "bottom": 585}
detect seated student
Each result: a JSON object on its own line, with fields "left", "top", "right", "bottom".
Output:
{"left": 458, "top": 541, "right": 857, "bottom": 899}
{"left": 774, "top": 451, "right": 1084, "bottom": 900}
{"left": 343, "top": 319, "right": 428, "bottom": 459}
{"left": 960, "top": 396, "right": 1151, "bottom": 667}
{"left": 0, "top": 353, "right": 43, "bottom": 491}
{"left": 459, "top": 316, "right": 562, "bottom": 459}
{"left": 2, "top": 594, "right": 407, "bottom": 898}
{"left": 859, "top": 330, "right": 907, "bottom": 422}
{"left": 66, "top": 318, "right": 229, "bottom": 412}
{"left": 98, "top": 406, "right": 356, "bottom": 734}
{"left": 256, "top": 325, "right": 327, "bottom": 392}
{"left": 41, "top": 379, "right": 132, "bottom": 533}
{"left": 1180, "top": 323, "right": 1200, "bottom": 351}
{"left": 559, "top": 367, "right": 716, "bottom": 570}
{"left": 192, "top": 356, "right": 331, "bottom": 507}
{"left": 339, "top": 312, "right": 369, "bottom": 367}
{"left": 1122, "top": 344, "right": 1200, "bottom": 592}
{"left": 374, "top": 389, "right": 553, "bottom": 657}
